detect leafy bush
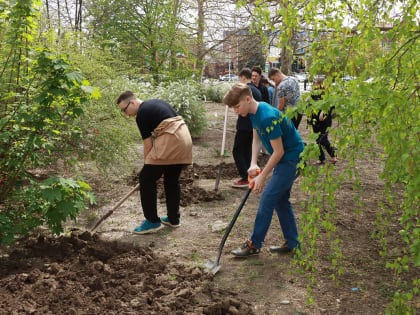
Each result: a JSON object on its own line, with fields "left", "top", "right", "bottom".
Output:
{"left": 74, "top": 76, "right": 144, "bottom": 174}
{"left": 1, "top": 177, "right": 95, "bottom": 244}
{"left": 201, "top": 81, "right": 233, "bottom": 103}
{"left": 0, "top": 50, "right": 98, "bottom": 244}
{"left": 152, "top": 80, "right": 207, "bottom": 137}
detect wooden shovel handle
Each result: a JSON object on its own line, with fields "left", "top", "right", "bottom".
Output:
{"left": 90, "top": 183, "right": 140, "bottom": 232}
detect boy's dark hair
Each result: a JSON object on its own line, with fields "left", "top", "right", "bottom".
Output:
{"left": 239, "top": 68, "right": 252, "bottom": 79}
{"left": 251, "top": 65, "right": 262, "bottom": 75}
{"left": 117, "top": 90, "right": 135, "bottom": 104}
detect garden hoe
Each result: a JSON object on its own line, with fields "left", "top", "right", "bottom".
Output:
{"left": 205, "top": 187, "right": 252, "bottom": 274}
{"left": 214, "top": 105, "right": 229, "bottom": 191}
{"left": 90, "top": 183, "right": 140, "bottom": 232}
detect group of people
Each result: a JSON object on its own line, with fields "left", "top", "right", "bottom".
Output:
{"left": 231, "top": 66, "right": 305, "bottom": 187}
{"left": 115, "top": 67, "right": 336, "bottom": 258}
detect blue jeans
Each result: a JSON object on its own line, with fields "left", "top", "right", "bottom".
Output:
{"left": 250, "top": 160, "right": 299, "bottom": 249}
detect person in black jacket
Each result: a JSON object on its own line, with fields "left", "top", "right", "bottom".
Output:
{"left": 308, "top": 78, "right": 337, "bottom": 165}
{"left": 231, "top": 68, "right": 263, "bottom": 188}
{"left": 251, "top": 66, "right": 270, "bottom": 104}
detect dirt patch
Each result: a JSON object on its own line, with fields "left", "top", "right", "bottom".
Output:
{"left": 0, "top": 230, "right": 256, "bottom": 314}
{"left": 0, "top": 102, "right": 418, "bottom": 314}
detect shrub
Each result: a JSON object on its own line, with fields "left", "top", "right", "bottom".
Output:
{"left": 152, "top": 80, "right": 207, "bottom": 137}
{"left": 201, "top": 81, "right": 233, "bottom": 103}
{"left": 74, "top": 77, "right": 144, "bottom": 174}
{"left": 1, "top": 177, "right": 95, "bottom": 244}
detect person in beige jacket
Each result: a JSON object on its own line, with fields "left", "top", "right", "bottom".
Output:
{"left": 117, "top": 91, "right": 192, "bottom": 234}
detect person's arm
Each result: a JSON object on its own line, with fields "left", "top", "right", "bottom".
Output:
{"left": 278, "top": 96, "right": 286, "bottom": 111}
{"left": 143, "top": 137, "right": 153, "bottom": 160}
{"left": 250, "top": 136, "right": 285, "bottom": 194}
{"left": 249, "top": 129, "right": 261, "bottom": 172}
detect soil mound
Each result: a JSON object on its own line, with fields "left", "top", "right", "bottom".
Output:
{"left": 0, "top": 230, "right": 255, "bottom": 315}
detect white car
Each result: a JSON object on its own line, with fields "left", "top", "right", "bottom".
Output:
{"left": 219, "top": 74, "right": 239, "bottom": 81}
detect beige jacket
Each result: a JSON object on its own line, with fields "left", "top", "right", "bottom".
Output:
{"left": 145, "top": 116, "right": 193, "bottom": 165}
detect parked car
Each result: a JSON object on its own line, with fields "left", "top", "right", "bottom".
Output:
{"left": 219, "top": 73, "right": 239, "bottom": 81}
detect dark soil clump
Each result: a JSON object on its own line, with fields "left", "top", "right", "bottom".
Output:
{"left": 0, "top": 230, "right": 256, "bottom": 315}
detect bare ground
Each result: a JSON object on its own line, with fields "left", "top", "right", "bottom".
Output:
{"left": 0, "top": 102, "right": 418, "bottom": 314}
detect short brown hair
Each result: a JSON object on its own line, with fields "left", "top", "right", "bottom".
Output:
{"left": 239, "top": 67, "right": 252, "bottom": 79}
{"left": 116, "top": 90, "right": 135, "bottom": 104}
{"left": 268, "top": 67, "right": 281, "bottom": 78}
{"left": 222, "top": 83, "right": 252, "bottom": 107}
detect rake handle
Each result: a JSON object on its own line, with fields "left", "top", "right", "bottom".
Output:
{"left": 90, "top": 183, "right": 140, "bottom": 232}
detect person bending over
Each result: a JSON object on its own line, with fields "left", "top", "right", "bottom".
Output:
{"left": 117, "top": 91, "right": 192, "bottom": 234}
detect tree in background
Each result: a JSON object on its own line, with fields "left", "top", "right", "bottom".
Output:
{"left": 84, "top": 0, "right": 194, "bottom": 82}
{"left": 237, "top": 0, "right": 307, "bottom": 74}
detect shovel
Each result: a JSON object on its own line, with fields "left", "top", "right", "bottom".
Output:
{"left": 205, "top": 187, "right": 252, "bottom": 274}
{"left": 90, "top": 183, "right": 140, "bottom": 232}
{"left": 214, "top": 105, "right": 229, "bottom": 191}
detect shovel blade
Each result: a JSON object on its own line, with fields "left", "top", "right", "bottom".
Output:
{"left": 204, "top": 259, "right": 222, "bottom": 275}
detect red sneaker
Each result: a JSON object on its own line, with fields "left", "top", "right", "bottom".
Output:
{"left": 232, "top": 178, "right": 249, "bottom": 188}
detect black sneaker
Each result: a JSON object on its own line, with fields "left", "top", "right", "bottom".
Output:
{"left": 269, "top": 241, "right": 294, "bottom": 254}
{"left": 231, "top": 240, "right": 260, "bottom": 257}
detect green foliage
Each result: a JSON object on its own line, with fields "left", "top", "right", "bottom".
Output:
{"left": 0, "top": 49, "right": 97, "bottom": 198}
{"left": 74, "top": 76, "right": 143, "bottom": 174}
{"left": 84, "top": 0, "right": 186, "bottom": 76}
{"left": 201, "top": 82, "right": 233, "bottom": 103}
{"left": 0, "top": 0, "right": 98, "bottom": 243}
{"left": 248, "top": 0, "right": 419, "bottom": 311}
{"left": 151, "top": 80, "right": 207, "bottom": 137}
{"left": 1, "top": 177, "right": 95, "bottom": 243}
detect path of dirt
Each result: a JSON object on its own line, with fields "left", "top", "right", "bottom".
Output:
{"left": 0, "top": 102, "right": 418, "bottom": 314}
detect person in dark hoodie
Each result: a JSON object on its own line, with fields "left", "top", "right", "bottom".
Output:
{"left": 251, "top": 65, "right": 270, "bottom": 104}
{"left": 231, "top": 68, "right": 263, "bottom": 188}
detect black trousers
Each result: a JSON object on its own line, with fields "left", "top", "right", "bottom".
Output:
{"left": 139, "top": 164, "right": 184, "bottom": 223}
{"left": 232, "top": 129, "right": 253, "bottom": 180}
{"left": 292, "top": 113, "right": 303, "bottom": 130}
{"left": 317, "top": 132, "right": 335, "bottom": 161}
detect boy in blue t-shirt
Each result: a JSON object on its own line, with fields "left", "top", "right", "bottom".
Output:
{"left": 222, "top": 83, "right": 304, "bottom": 257}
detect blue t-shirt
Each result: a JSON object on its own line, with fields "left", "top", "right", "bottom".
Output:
{"left": 250, "top": 102, "right": 304, "bottom": 161}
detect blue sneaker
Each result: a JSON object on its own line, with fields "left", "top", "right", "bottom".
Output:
{"left": 133, "top": 220, "right": 163, "bottom": 234}
{"left": 160, "top": 216, "right": 181, "bottom": 228}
